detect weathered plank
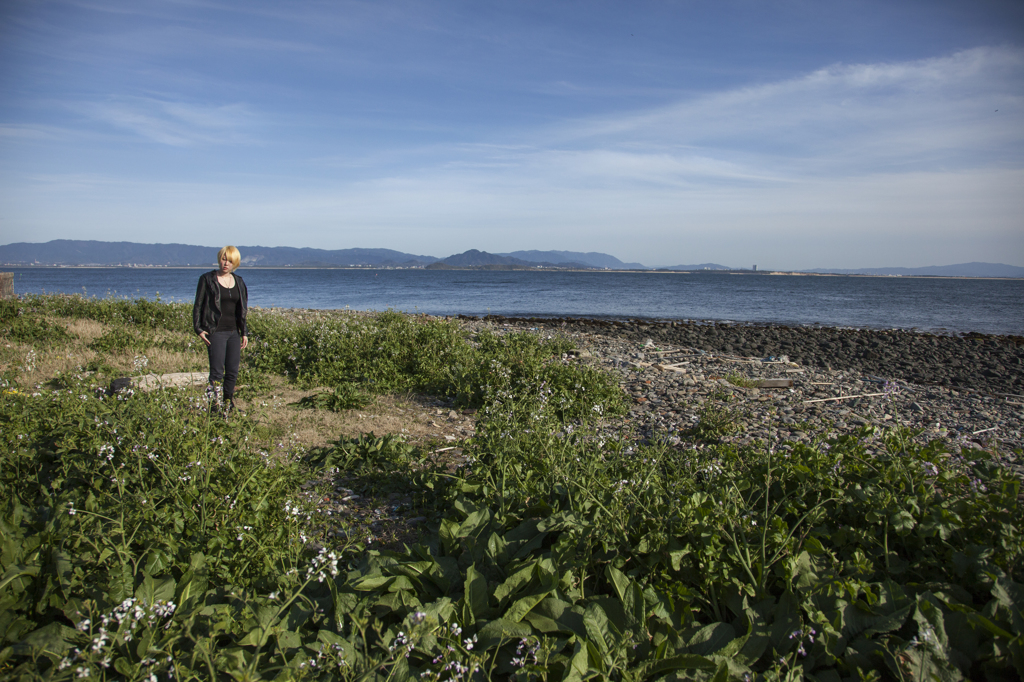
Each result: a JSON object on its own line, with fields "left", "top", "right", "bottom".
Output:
{"left": 755, "top": 379, "right": 793, "bottom": 388}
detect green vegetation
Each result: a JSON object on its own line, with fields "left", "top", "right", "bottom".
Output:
{"left": 297, "top": 384, "right": 372, "bottom": 412}
{"left": 726, "top": 374, "right": 762, "bottom": 390}
{"left": 1, "top": 296, "right": 1022, "bottom": 681}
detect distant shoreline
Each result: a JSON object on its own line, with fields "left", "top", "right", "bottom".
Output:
{"left": 2, "top": 264, "right": 1021, "bottom": 281}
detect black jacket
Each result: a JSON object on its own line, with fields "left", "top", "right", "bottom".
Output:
{"left": 193, "top": 270, "right": 248, "bottom": 337}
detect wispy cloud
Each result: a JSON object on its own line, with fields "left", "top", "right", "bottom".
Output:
{"left": 0, "top": 124, "right": 62, "bottom": 141}
{"left": 75, "top": 96, "right": 259, "bottom": 146}
{"left": 544, "top": 46, "right": 1024, "bottom": 177}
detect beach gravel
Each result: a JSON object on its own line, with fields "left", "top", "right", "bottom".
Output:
{"left": 458, "top": 315, "right": 1024, "bottom": 479}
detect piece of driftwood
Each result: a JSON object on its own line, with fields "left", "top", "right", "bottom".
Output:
{"left": 133, "top": 372, "right": 208, "bottom": 392}
{"left": 803, "top": 392, "right": 886, "bottom": 404}
{"left": 972, "top": 427, "right": 998, "bottom": 435}
{"left": 755, "top": 379, "right": 793, "bottom": 388}
{"left": 652, "top": 364, "right": 689, "bottom": 373}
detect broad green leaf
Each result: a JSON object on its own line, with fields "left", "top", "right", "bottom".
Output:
{"left": 708, "top": 660, "right": 731, "bottom": 682}
{"left": 216, "top": 647, "right": 253, "bottom": 678}
{"left": 565, "top": 643, "right": 589, "bottom": 682}
{"left": 494, "top": 561, "right": 537, "bottom": 606}
{"left": 506, "top": 590, "right": 552, "bottom": 623}
{"left": 585, "top": 640, "right": 607, "bottom": 674}
{"left": 237, "top": 627, "right": 267, "bottom": 648}
{"left": 108, "top": 561, "right": 133, "bottom": 604}
{"left": 53, "top": 550, "right": 73, "bottom": 601}
{"left": 843, "top": 600, "right": 913, "bottom": 639}
{"left": 420, "top": 595, "right": 456, "bottom": 623}
{"left": 427, "top": 555, "right": 460, "bottom": 594}
{"left": 793, "top": 551, "right": 820, "bottom": 592}
{"left": 0, "top": 564, "right": 40, "bottom": 593}
{"left": 965, "top": 611, "right": 1014, "bottom": 640}
{"left": 327, "top": 579, "right": 358, "bottom": 628}
{"left": 802, "top": 537, "right": 826, "bottom": 556}
{"left": 17, "top": 622, "right": 77, "bottom": 659}
{"left": 463, "top": 564, "right": 488, "bottom": 622}
{"left": 891, "top": 510, "right": 916, "bottom": 536}
{"left": 992, "top": 576, "right": 1024, "bottom": 636}
{"left": 687, "top": 622, "right": 735, "bottom": 657}
{"left": 176, "top": 552, "right": 209, "bottom": 611}
{"left": 143, "top": 547, "right": 172, "bottom": 575}
{"left": 457, "top": 509, "right": 491, "bottom": 539}
{"left": 276, "top": 630, "right": 302, "bottom": 650}
{"left": 669, "top": 547, "right": 690, "bottom": 572}
{"left": 136, "top": 573, "right": 175, "bottom": 605}
{"left": 316, "top": 628, "right": 357, "bottom": 662}
{"left": 861, "top": 603, "right": 913, "bottom": 638}
{"left": 583, "top": 602, "right": 619, "bottom": 656}
{"left": 475, "top": 618, "right": 532, "bottom": 649}
{"left": 636, "top": 653, "right": 716, "bottom": 678}
{"left": 486, "top": 532, "right": 509, "bottom": 564}
{"left": 607, "top": 566, "right": 630, "bottom": 606}
{"left": 770, "top": 591, "right": 801, "bottom": 652}
{"left": 439, "top": 518, "right": 460, "bottom": 554}
{"left": 352, "top": 575, "right": 396, "bottom": 591}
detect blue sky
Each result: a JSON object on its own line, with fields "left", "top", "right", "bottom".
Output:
{"left": 1, "top": 0, "right": 1022, "bottom": 269}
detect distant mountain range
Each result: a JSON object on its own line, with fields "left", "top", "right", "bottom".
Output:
{"left": 0, "top": 240, "right": 641, "bottom": 270}
{"left": 500, "top": 250, "right": 647, "bottom": 270}
{"left": 659, "top": 263, "right": 732, "bottom": 271}
{"left": 0, "top": 240, "right": 440, "bottom": 268}
{"left": 0, "top": 240, "right": 1021, "bottom": 277}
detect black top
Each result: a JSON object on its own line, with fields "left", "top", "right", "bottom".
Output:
{"left": 215, "top": 283, "right": 239, "bottom": 332}
{"left": 193, "top": 270, "right": 248, "bottom": 337}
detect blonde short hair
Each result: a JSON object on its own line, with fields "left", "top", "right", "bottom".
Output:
{"left": 217, "top": 246, "right": 241, "bottom": 271}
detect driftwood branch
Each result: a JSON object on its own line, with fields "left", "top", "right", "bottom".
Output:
{"left": 802, "top": 392, "right": 887, "bottom": 404}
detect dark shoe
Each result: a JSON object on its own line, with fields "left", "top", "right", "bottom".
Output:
{"left": 223, "top": 398, "right": 235, "bottom": 419}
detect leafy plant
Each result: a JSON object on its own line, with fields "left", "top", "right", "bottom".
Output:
{"left": 726, "top": 373, "right": 761, "bottom": 389}
{"left": 2, "top": 297, "right": 1022, "bottom": 681}
{"left": 681, "top": 392, "right": 745, "bottom": 442}
{"left": 0, "top": 300, "right": 75, "bottom": 345}
{"left": 298, "top": 383, "right": 371, "bottom": 412}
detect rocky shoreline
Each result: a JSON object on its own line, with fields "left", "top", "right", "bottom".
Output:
{"left": 461, "top": 315, "right": 1024, "bottom": 395}
{"left": 288, "top": 310, "right": 1023, "bottom": 549}
{"left": 457, "top": 314, "right": 1024, "bottom": 479}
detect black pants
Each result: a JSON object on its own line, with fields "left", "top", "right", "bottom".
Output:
{"left": 207, "top": 330, "right": 241, "bottom": 399}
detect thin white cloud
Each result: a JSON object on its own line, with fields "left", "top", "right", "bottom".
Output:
{"left": 0, "top": 124, "right": 61, "bottom": 141}
{"left": 74, "top": 96, "right": 259, "bottom": 146}
{"left": 548, "top": 46, "right": 1024, "bottom": 176}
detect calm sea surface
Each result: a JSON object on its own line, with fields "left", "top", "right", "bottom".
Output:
{"left": 7, "top": 267, "right": 1023, "bottom": 335}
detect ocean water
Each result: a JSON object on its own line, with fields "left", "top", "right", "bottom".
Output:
{"left": 6, "top": 267, "right": 1023, "bottom": 335}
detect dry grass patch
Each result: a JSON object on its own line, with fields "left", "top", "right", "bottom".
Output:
{"left": 67, "top": 318, "right": 107, "bottom": 343}
{"left": 242, "top": 377, "right": 475, "bottom": 450}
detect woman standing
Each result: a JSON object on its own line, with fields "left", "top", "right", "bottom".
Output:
{"left": 193, "top": 246, "right": 249, "bottom": 415}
